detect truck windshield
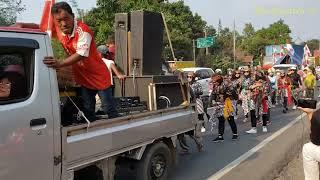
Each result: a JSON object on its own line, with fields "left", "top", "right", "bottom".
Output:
{"left": 0, "top": 51, "right": 33, "bottom": 104}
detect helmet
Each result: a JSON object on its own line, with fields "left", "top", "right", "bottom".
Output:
{"left": 289, "top": 66, "right": 296, "bottom": 70}
{"left": 215, "top": 69, "right": 222, "bottom": 74}
{"left": 97, "top": 45, "right": 109, "bottom": 55}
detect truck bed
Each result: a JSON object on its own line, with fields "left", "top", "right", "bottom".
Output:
{"left": 61, "top": 106, "right": 196, "bottom": 170}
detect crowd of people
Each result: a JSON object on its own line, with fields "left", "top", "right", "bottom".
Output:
{"left": 189, "top": 65, "right": 318, "bottom": 146}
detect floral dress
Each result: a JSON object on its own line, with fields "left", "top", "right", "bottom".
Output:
{"left": 209, "top": 83, "right": 225, "bottom": 119}
{"left": 227, "top": 79, "right": 241, "bottom": 117}
{"left": 190, "top": 81, "right": 204, "bottom": 114}
{"left": 277, "top": 77, "right": 292, "bottom": 106}
{"left": 240, "top": 77, "right": 255, "bottom": 115}
{"left": 259, "top": 80, "right": 272, "bottom": 115}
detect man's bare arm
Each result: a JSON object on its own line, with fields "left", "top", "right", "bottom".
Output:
{"left": 43, "top": 53, "right": 84, "bottom": 69}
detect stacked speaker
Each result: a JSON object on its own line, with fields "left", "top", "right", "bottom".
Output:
{"left": 114, "top": 11, "right": 188, "bottom": 111}
{"left": 115, "top": 11, "right": 164, "bottom": 76}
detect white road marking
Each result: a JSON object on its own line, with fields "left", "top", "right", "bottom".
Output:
{"left": 207, "top": 108, "right": 313, "bottom": 180}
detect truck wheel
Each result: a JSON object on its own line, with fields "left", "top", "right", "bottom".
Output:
{"left": 136, "top": 142, "right": 172, "bottom": 180}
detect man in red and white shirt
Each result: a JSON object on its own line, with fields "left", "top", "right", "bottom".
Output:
{"left": 43, "top": 2, "right": 118, "bottom": 121}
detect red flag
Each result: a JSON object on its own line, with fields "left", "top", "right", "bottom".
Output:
{"left": 40, "top": 0, "right": 56, "bottom": 38}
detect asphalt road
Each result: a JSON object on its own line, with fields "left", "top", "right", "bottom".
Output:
{"left": 114, "top": 87, "right": 320, "bottom": 180}
{"left": 169, "top": 104, "right": 307, "bottom": 180}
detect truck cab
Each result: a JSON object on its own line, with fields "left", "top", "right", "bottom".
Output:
{"left": 0, "top": 27, "right": 60, "bottom": 180}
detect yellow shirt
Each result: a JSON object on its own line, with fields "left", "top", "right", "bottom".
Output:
{"left": 304, "top": 73, "right": 316, "bottom": 89}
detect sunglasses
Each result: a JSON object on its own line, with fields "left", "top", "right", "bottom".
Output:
{"left": 187, "top": 76, "right": 193, "bottom": 78}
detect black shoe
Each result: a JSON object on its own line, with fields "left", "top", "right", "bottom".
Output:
{"left": 213, "top": 136, "right": 224, "bottom": 143}
{"left": 283, "top": 109, "right": 287, "bottom": 113}
{"left": 95, "top": 110, "right": 105, "bottom": 115}
{"left": 232, "top": 134, "right": 238, "bottom": 141}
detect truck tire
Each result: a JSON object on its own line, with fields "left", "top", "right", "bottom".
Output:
{"left": 136, "top": 142, "right": 172, "bottom": 180}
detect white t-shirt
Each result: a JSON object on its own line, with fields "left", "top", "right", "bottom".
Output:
{"left": 102, "top": 58, "right": 114, "bottom": 85}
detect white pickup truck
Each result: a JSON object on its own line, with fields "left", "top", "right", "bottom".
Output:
{"left": 0, "top": 27, "right": 200, "bottom": 180}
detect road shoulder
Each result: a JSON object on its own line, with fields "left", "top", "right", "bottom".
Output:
{"left": 208, "top": 113, "right": 310, "bottom": 180}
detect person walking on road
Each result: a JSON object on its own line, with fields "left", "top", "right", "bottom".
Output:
{"left": 288, "top": 66, "right": 303, "bottom": 110}
{"left": 178, "top": 72, "right": 204, "bottom": 153}
{"left": 303, "top": 67, "right": 316, "bottom": 99}
{"left": 230, "top": 70, "right": 242, "bottom": 119}
{"left": 211, "top": 75, "right": 238, "bottom": 142}
{"left": 239, "top": 67, "right": 256, "bottom": 126}
{"left": 277, "top": 71, "right": 292, "bottom": 113}
{"left": 248, "top": 72, "right": 270, "bottom": 132}
{"left": 268, "top": 70, "right": 277, "bottom": 107}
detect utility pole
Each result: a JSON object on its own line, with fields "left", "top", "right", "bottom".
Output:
{"left": 204, "top": 29, "right": 209, "bottom": 55}
{"left": 233, "top": 19, "right": 236, "bottom": 69}
{"left": 193, "top": 39, "right": 196, "bottom": 63}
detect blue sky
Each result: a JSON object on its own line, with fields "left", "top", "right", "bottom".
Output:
{"left": 17, "top": 0, "right": 320, "bottom": 42}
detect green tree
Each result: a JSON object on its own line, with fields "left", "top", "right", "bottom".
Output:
{"left": 84, "top": 0, "right": 207, "bottom": 61}
{"left": 161, "top": 2, "right": 206, "bottom": 60}
{"left": 52, "top": 39, "right": 67, "bottom": 60}
{"left": 304, "top": 39, "right": 320, "bottom": 53}
{"left": 0, "top": 0, "right": 25, "bottom": 26}
{"left": 240, "top": 19, "right": 291, "bottom": 60}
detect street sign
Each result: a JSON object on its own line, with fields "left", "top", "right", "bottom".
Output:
{"left": 197, "top": 36, "right": 215, "bottom": 48}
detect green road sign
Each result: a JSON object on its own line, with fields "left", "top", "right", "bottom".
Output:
{"left": 197, "top": 36, "right": 215, "bottom": 48}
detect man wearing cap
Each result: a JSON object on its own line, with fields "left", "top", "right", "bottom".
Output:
{"left": 288, "top": 66, "right": 302, "bottom": 109}
{"left": 95, "top": 45, "right": 125, "bottom": 115}
{"left": 215, "top": 69, "right": 222, "bottom": 75}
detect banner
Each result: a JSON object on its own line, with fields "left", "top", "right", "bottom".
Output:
{"left": 265, "top": 44, "right": 304, "bottom": 65}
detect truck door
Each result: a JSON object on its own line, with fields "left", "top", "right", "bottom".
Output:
{"left": 0, "top": 35, "right": 55, "bottom": 180}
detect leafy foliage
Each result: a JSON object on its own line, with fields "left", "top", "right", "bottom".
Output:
{"left": 0, "top": 0, "right": 25, "bottom": 26}
{"left": 51, "top": 39, "right": 67, "bottom": 60}
{"left": 304, "top": 39, "right": 320, "bottom": 53}
{"left": 83, "top": 0, "right": 206, "bottom": 60}
{"left": 53, "top": 0, "right": 295, "bottom": 73}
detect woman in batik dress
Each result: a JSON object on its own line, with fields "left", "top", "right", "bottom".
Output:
{"left": 239, "top": 68, "right": 256, "bottom": 125}
{"left": 210, "top": 75, "right": 238, "bottom": 142}
{"left": 177, "top": 72, "right": 204, "bottom": 153}
{"left": 229, "top": 70, "right": 242, "bottom": 119}
{"left": 277, "top": 71, "right": 292, "bottom": 113}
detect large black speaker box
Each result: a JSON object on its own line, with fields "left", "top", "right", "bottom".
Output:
{"left": 130, "top": 11, "right": 164, "bottom": 76}
{"left": 115, "top": 13, "right": 129, "bottom": 75}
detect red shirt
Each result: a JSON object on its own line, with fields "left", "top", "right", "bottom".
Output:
{"left": 56, "top": 20, "right": 111, "bottom": 90}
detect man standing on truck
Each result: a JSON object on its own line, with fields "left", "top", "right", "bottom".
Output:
{"left": 105, "top": 36, "right": 116, "bottom": 61}
{"left": 42, "top": 2, "right": 119, "bottom": 121}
